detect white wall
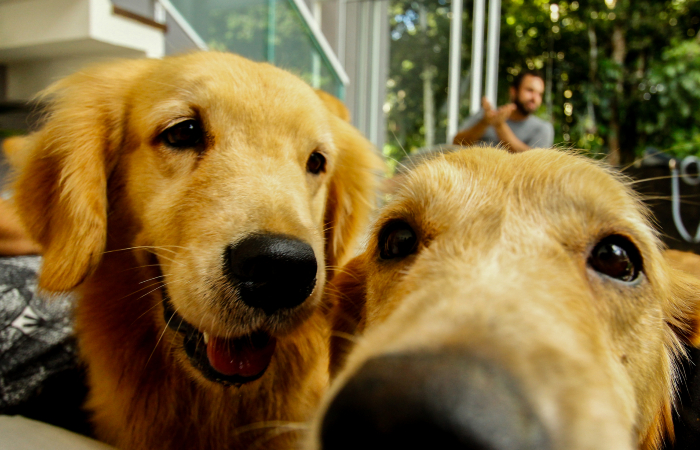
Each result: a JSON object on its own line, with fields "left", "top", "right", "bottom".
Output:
{"left": 0, "top": 0, "right": 164, "bottom": 101}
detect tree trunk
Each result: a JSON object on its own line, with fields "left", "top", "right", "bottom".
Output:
{"left": 620, "top": 53, "right": 646, "bottom": 164}
{"left": 419, "top": 5, "right": 435, "bottom": 147}
{"left": 586, "top": 25, "right": 598, "bottom": 134}
{"left": 423, "top": 67, "right": 435, "bottom": 147}
{"left": 546, "top": 34, "right": 553, "bottom": 121}
{"left": 608, "top": 23, "right": 626, "bottom": 166}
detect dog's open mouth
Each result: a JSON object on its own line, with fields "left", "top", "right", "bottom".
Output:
{"left": 162, "top": 290, "right": 276, "bottom": 385}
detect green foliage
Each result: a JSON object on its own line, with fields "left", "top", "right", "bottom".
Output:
{"left": 641, "top": 39, "right": 700, "bottom": 156}
{"left": 169, "top": 0, "right": 342, "bottom": 96}
{"left": 0, "top": 130, "right": 23, "bottom": 139}
{"left": 386, "top": 0, "right": 700, "bottom": 165}
{"left": 384, "top": 0, "right": 455, "bottom": 167}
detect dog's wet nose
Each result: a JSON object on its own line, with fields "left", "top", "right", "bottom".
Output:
{"left": 225, "top": 234, "right": 317, "bottom": 314}
{"left": 321, "top": 352, "right": 550, "bottom": 450}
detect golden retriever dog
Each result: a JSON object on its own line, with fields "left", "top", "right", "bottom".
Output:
{"left": 11, "top": 51, "right": 381, "bottom": 450}
{"left": 316, "top": 147, "right": 700, "bottom": 450}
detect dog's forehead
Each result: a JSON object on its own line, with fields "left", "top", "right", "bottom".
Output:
{"left": 393, "top": 149, "right": 650, "bottom": 247}
{"left": 133, "top": 52, "right": 331, "bottom": 136}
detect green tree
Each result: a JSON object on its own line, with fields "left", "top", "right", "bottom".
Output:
{"left": 384, "top": 0, "right": 458, "bottom": 169}
{"left": 386, "top": 0, "right": 700, "bottom": 168}
{"left": 170, "top": 0, "right": 342, "bottom": 96}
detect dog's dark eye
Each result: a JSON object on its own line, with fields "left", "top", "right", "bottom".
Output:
{"left": 588, "top": 235, "right": 642, "bottom": 282}
{"left": 307, "top": 151, "right": 327, "bottom": 175}
{"left": 379, "top": 221, "right": 418, "bottom": 260}
{"left": 160, "top": 120, "right": 204, "bottom": 149}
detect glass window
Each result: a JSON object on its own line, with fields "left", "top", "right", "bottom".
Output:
{"left": 168, "top": 0, "right": 344, "bottom": 98}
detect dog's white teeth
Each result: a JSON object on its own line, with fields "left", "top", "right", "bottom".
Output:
{"left": 203, "top": 332, "right": 210, "bottom": 344}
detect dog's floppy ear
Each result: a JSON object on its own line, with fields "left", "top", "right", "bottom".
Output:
{"left": 315, "top": 90, "right": 351, "bottom": 123}
{"left": 14, "top": 60, "right": 150, "bottom": 292}
{"left": 2, "top": 136, "right": 31, "bottom": 171}
{"left": 316, "top": 90, "right": 382, "bottom": 271}
{"left": 646, "top": 250, "right": 700, "bottom": 450}
{"left": 326, "top": 256, "right": 368, "bottom": 379}
{"left": 664, "top": 250, "right": 700, "bottom": 347}
{"left": 324, "top": 116, "right": 383, "bottom": 273}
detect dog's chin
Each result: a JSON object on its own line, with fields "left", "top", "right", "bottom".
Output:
{"left": 162, "top": 291, "right": 279, "bottom": 386}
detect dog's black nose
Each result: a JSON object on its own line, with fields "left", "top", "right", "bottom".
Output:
{"left": 225, "top": 234, "right": 317, "bottom": 314}
{"left": 321, "top": 352, "right": 550, "bottom": 450}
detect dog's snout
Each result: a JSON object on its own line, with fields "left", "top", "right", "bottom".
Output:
{"left": 225, "top": 234, "right": 317, "bottom": 314}
{"left": 321, "top": 352, "right": 550, "bottom": 450}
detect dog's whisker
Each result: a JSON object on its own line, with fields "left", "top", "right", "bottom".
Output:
{"left": 133, "top": 283, "right": 170, "bottom": 304}
{"left": 127, "top": 276, "right": 184, "bottom": 326}
{"left": 390, "top": 128, "right": 410, "bottom": 160}
{"left": 327, "top": 265, "right": 363, "bottom": 280}
{"left": 148, "top": 311, "right": 180, "bottom": 368}
{"left": 167, "top": 322, "right": 182, "bottom": 353}
{"left": 324, "top": 286, "right": 362, "bottom": 306}
{"left": 233, "top": 420, "right": 308, "bottom": 435}
{"left": 116, "top": 263, "right": 163, "bottom": 275}
{"left": 621, "top": 156, "right": 653, "bottom": 173}
{"left": 628, "top": 175, "right": 680, "bottom": 184}
{"left": 619, "top": 148, "right": 685, "bottom": 173}
{"left": 130, "top": 298, "right": 167, "bottom": 326}
{"left": 103, "top": 245, "right": 182, "bottom": 254}
{"left": 384, "top": 154, "right": 411, "bottom": 174}
{"left": 146, "top": 251, "right": 188, "bottom": 268}
{"left": 641, "top": 195, "right": 700, "bottom": 206}
{"left": 148, "top": 284, "right": 190, "bottom": 364}
{"left": 139, "top": 275, "right": 167, "bottom": 284}
{"left": 119, "top": 281, "right": 167, "bottom": 301}
{"left": 250, "top": 426, "right": 308, "bottom": 450}
{"left": 331, "top": 330, "right": 359, "bottom": 344}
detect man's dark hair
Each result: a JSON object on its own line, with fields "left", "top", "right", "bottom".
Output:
{"left": 511, "top": 70, "right": 544, "bottom": 89}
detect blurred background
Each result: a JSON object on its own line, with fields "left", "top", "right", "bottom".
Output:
{"left": 3, "top": 0, "right": 700, "bottom": 251}
{"left": 0, "top": 0, "right": 389, "bottom": 148}
{"left": 384, "top": 0, "right": 700, "bottom": 169}
{"left": 2, "top": 0, "right": 700, "bottom": 168}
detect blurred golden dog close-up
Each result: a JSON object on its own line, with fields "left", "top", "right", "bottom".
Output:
{"left": 9, "top": 51, "right": 381, "bottom": 450}
{"left": 317, "top": 147, "right": 700, "bottom": 450}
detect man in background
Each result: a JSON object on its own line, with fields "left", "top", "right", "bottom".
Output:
{"left": 453, "top": 70, "right": 554, "bottom": 152}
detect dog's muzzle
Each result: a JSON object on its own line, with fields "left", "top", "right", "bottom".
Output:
{"left": 321, "top": 351, "right": 551, "bottom": 450}
{"left": 159, "top": 233, "right": 318, "bottom": 386}
{"left": 162, "top": 291, "right": 277, "bottom": 385}
{"left": 224, "top": 233, "right": 318, "bottom": 315}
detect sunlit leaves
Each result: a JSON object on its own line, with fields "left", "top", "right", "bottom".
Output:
{"left": 385, "top": 0, "right": 700, "bottom": 165}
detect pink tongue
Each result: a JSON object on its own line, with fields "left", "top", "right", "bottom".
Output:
{"left": 206, "top": 334, "right": 277, "bottom": 378}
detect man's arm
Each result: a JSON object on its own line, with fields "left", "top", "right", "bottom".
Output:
{"left": 493, "top": 122, "right": 531, "bottom": 153}
{"left": 453, "top": 97, "right": 494, "bottom": 146}
{"left": 482, "top": 103, "right": 531, "bottom": 153}
{"left": 501, "top": 120, "right": 555, "bottom": 152}
{"left": 453, "top": 120, "right": 490, "bottom": 146}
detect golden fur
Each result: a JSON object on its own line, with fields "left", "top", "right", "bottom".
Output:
{"left": 2, "top": 135, "right": 31, "bottom": 170}
{"left": 12, "top": 51, "right": 382, "bottom": 450}
{"left": 317, "top": 147, "right": 700, "bottom": 450}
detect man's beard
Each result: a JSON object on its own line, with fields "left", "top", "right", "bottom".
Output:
{"left": 514, "top": 97, "right": 533, "bottom": 116}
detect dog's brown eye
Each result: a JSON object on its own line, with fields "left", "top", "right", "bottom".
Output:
{"left": 307, "top": 151, "right": 327, "bottom": 175}
{"left": 379, "top": 221, "right": 418, "bottom": 260}
{"left": 161, "top": 120, "right": 204, "bottom": 149}
{"left": 588, "top": 235, "right": 642, "bottom": 282}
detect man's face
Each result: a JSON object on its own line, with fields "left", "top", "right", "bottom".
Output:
{"left": 512, "top": 75, "right": 545, "bottom": 115}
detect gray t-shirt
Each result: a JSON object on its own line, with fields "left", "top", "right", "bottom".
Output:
{"left": 460, "top": 110, "right": 554, "bottom": 149}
